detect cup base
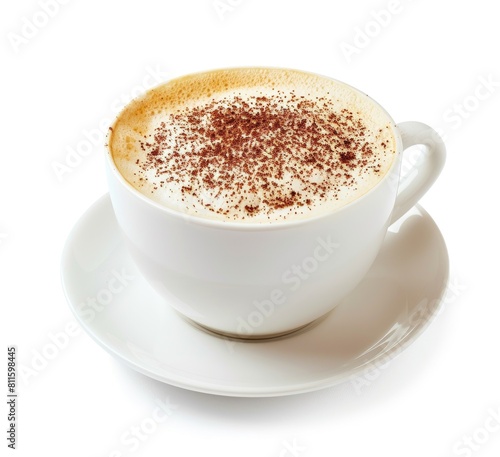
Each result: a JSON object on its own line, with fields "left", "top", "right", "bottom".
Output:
{"left": 176, "top": 311, "right": 332, "bottom": 342}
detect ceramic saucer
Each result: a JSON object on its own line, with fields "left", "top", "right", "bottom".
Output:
{"left": 61, "top": 194, "right": 449, "bottom": 397}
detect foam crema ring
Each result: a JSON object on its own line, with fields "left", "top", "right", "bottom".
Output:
{"left": 109, "top": 68, "right": 396, "bottom": 223}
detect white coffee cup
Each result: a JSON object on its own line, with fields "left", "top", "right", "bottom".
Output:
{"left": 105, "top": 68, "right": 446, "bottom": 339}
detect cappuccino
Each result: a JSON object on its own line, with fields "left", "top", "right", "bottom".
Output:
{"left": 109, "top": 68, "right": 396, "bottom": 222}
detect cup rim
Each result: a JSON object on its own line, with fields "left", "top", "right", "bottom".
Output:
{"left": 105, "top": 66, "right": 403, "bottom": 231}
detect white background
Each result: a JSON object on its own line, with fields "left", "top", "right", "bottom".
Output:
{"left": 2, "top": 0, "right": 500, "bottom": 456}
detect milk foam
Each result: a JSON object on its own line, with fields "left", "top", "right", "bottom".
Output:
{"left": 109, "top": 68, "right": 396, "bottom": 222}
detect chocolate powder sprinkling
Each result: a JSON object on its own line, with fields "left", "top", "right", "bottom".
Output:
{"left": 130, "top": 89, "right": 393, "bottom": 221}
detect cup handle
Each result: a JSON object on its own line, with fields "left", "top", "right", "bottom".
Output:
{"left": 390, "top": 121, "right": 446, "bottom": 224}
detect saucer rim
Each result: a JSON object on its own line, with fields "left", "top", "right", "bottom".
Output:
{"left": 61, "top": 194, "right": 449, "bottom": 397}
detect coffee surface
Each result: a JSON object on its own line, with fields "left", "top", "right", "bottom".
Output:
{"left": 109, "top": 68, "right": 396, "bottom": 222}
